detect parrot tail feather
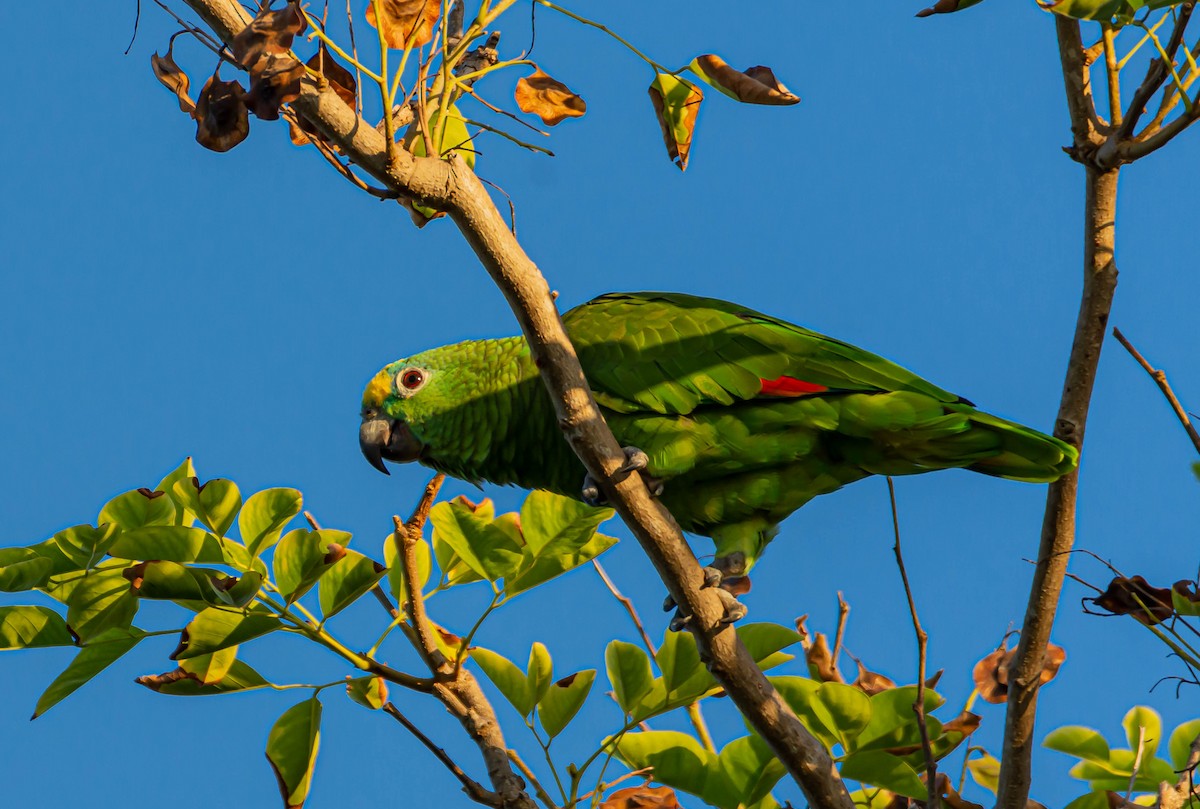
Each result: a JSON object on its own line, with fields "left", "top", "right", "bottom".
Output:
{"left": 958, "top": 409, "right": 1078, "bottom": 483}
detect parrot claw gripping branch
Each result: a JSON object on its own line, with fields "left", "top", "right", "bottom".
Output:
{"left": 360, "top": 291, "right": 1077, "bottom": 626}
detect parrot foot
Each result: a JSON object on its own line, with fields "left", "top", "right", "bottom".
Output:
{"left": 663, "top": 566, "right": 751, "bottom": 630}
{"left": 580, "top": 446, "right": 664, "bottom": 506}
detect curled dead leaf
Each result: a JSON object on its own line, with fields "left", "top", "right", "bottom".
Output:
{"left": 515, "top": 68, "right": 586, "bottom": 126}
{"left": 600, "top": 785, "right": 680, "bottom": 809}
{"left": 244, "top": 53, "right": 305, "bottom": 120}
{"left": 915, "top": 0, "right": 986, "bottom": 16}
{"left": 942, "top": 710, "right": 983, "bottom": 739}
{"left": 194, "top": 69, "right": 249, "bottom": 152}
{"left": 648, "top": 74, "right": 703, "bottom": 171}
{"left": 972, "top": 641, "right": 1066, "bottom": 704}
{"left": 853, "top": 660, "right": 896, "bottom": 695}
{"left": 230, "top": 1, "right": 307, "bottom": 68}
{"left": 1086, "top": 575, "right": 1174, "bottom": 625}
{"left": 291, "top": 46, "right": 358, "bottom": 146}
{"left": 366, "top": 0, "right": 440, "bottom": 50}
{"left": 151, "top": 36, "right": 196, "bottom": 115}
{"left": 135, "top": 668, "right": 195, "bottom": 691}
{"left": 688, "top": 55, "right": 799, "bottom": 105}
{"left": 136, "top": 487, "right": 165, "bottom": 499}
{"left": 805, "top": 632, "right": 842, "bottom": 683}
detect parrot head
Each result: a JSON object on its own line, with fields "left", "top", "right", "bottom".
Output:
{"left": 359, "top": 350, "right": 445, "bottom": 476}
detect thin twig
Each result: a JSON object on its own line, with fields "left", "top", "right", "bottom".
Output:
{"left": 395, "top": 475, "right": 448, "bottom": 672}
{"left": 1102, "top": 25, "right": 1123, "bottom": 127}
{"left": 831, "top": 591, "right": 850, "bottom": 672}
{"left": 576, "top": 767, "right": 653, "bottom": 803}
{"left": 1127, "top": 724, "right": 1147, "bottom": 801}
{"left": 508, "top": 749, "right": 560, "bottom": 809}
{"left": 592, "top": 559, "right": 657, "bottom": 655}
{"left": 1113, "top": 327, "right": 1200, "bottom": 456}
{"left": 888, "top": 478, "right": 938, "bottom": 809}
{"left": 384, "top": 701, "right": 502, "bottom": 807}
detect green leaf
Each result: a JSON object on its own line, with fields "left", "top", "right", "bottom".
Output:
{"left": 179, "top": 646, "right": 238, "bottom": 685}
{"left": 173, "top": 607, "right": 282, "bottom": 660}
{"left": 66, "top": 568, "right": 138, "bottom": 642}
{"left": 32, "top": 626, "right": 146, "bottom": 718}
{"left": 346, "top": 676, "right": 388, "bottom": 710}
{"left": 614, "top": 730, "right": 715, "bottom": 795}
{"left": 318, "top": 548, "right": 386, "bottom": 619}
{"left": 506, "top": 491, "right": 616, "bottom": 594}
{"left": 1045, "top": 726, "right": 1112, "bottom": 764}
{"left": 172, "top": 477, "right": 242, "bottom": 537}
{"left": 274, "top": 528, "right": 351, "bottom": 602}
{"left": 383, "top": 532, "right": 431, "bottom": 607}
{"left": 607, "top": 639, "right": 654, "bottom": 714}
{"left": 127, "top": 561, "right": 233, "bottom": 604}
{"left": 408, "top": 103, "right": 475, "bottom": 168}
{"left": 840, "top": 752, "right": 926, "bottom": 799}
{"left": 737, "top": 622, "right": 802, "bottom": 670}
{"left": 1123, "top": 706, "right": 1163, "bottom": 760}
{"left": 527, "top": 642, "right": 553, "bottom": 706}
{"left": 0, "top": 547, "right": 56, "bottom": 592}
{"left": 1168, "top": 719, "right": 1200, "bottom": 770}
{"left": 108, "top": 525, "right": 227, "bottom": 564}
{"left": 538, "top": 669, "right": 595, "bottom": 738}
{"left": 429, "top": 499, "right": 522, "bottom": 583}
{"left": 1041, "top": 0, "right": 1124, "bottom": 20}
{"left": 847, "top": 788, "right": 898, "bottom": 809}
{"left": 240, "top": 488, "right": 302, "bottom": 556}
{"left": 98, "top": 489, "right": 176, "bottom": 531}
{"left": 657, "top": 627, "right": 704, "bottom": 695}
{"left": 648, "top": 73, "right": 703, "bottom": 171}
{"left": 813, "top": 682, "right": 872, "bottom": 749}
{"left": 851, "top": 686, "right": 944, "bottom": 753}
{"left": 770, "top": 675, "right": 837, "bottom": 748}
{"left": 156, "top": 457, "right": 198, "bottom": 527}
{"left": 0, "top": 605, "right": 74, "bottom": 650}
{"left": 1063, "top": 793, "right": 1112, "bottom": 809}
{"left": 266, "top": 697, "right": 322, "bottom": 809}
{"left": 712, "top": 735, "right": 787, "bottom": 809}
{"left": 137, "top": 659, "right": 271, "bottom": 695}
{"left": 471, "top": 646, "right": 533, "bottom": 716}
{"left": 53, "top": 524, "right": 120, "bottom": 569}
{"left": 967, "top": 752, "right": 1000, "bottom": 794}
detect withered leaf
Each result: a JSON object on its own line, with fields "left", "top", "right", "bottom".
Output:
{"left": 688, "top": 55, "right": 799, "bottom": 106}
{"left": 151, "top": 37, "right": 196, "bottom": 115}
{"left": 805, "top": 632, "right": 842, "bottom": 683}
{"left": 291, "top": 46, "right": 358, "bottom": 146}
{"left": 972, "top": 642, "right": 1066, "bottom": 704}
{"left": 942, "top": 710, "right": 983, "bottom": 739}
{"left": 648, "top": 73, "right": 703, "bottom": 171}
{"left": 244, "top": 54, "right": 305, "bottom": 121}
{"left": 135, "top": 668, "right": 195, "bottom": 691}
{"left": 1086, "top": 575, "right": 1174, "bottom": 625}
{"left": 853, "top": 660, "right": 896, "bottom": 696}
{"left": 231, "top": 1, "right": 307, "bottom": 68}
{"left": 599, "top": 786, "right": 681, "bottom": 809}
{"left": 515, "top": 68, "right": 586, "bottom": 126}
{"left": 934, "top": 773, "right": 986, "bottom": 809}
{"left": 366, "top": 0, "right": 440, "bottom": 50}
{"left": 195, "top": 69, "right": 249, "bottom": 153}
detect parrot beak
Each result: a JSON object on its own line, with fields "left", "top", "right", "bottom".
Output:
{"left": 359, "top": 416, "right": 425, "bottom": 475}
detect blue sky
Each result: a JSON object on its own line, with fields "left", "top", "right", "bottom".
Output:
{"left": 2, "top": 1, "right": 1199, "bottom": 807}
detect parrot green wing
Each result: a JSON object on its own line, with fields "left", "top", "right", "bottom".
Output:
{"left": 563, "top": 292, "right": 964, "bottom": 415}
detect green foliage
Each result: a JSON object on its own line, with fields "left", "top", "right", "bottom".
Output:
{"left": 33, "top": 627, "right": 146, "bottom": 718}
{"left": 318, "top": 549, "right": 386, "bottom": 619}
{"left": 538, "top": 669, "right": 595, "bottom": 738}
{"left": 345, "top": 676, "right": 387, "bottom": 710}
{"left": 266, "top": 697, "right": 322, "bottom": 809}
{"left": 0, "top": 605, "right": 73, "bottom": 649}
{"left": 607, "top": 639, "right": 655, "bottom": 714}
{"left": 273, "top": 528, "right": 350, "bottom": 602}
{"left": 239, "top": 488, "right": 303, "bottom": 557}
{"left": 173, "top": 608, "right": 282, "bottom": 660}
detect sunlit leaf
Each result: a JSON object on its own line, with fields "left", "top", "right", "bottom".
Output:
{"left": 1044, "top": 726, "right": 1111, "bottom": 764}
{"left": 383, "top": 531, "right": 431, "bottom": 606}
{"left": 0, "top": 547, "right": 56, "bottom": 592}
{"left": 471, "top": 646, "right": 533, "bottom": 715}
{"left": 172, "top": 477, "right": 242, "bottom": 537}
{"left": 812, "top": 682, "right": 872, "bottom": 749}
{"left": 607, "top": 640, "right": 653, "bottom": 715}
{"left": 1169, "top": 719, "right": 1200, "bottom": 770}
{"left": 840, "top": 751, "right": 926, "bottom": 799}
{"left": 266, "top": 697, "right": 322, "bottom": 809}
{"left": 274, "top": 528, "right": 350, "bottom": 602}
{"left": 53, "top": 524, "right": 119, "bottom": 570}
{"left": 538, "top": 669, "right": 594, "bottom": 738}
{"left": 346, "top": 675, "right": 388, "bottom": 710}
{"left": 527, "top": 642, "right": 553, "bottom": 706}
{"left": 32, "top": 627, "right": 146, "bottom": 718}
{"left": 318, "top": 548, "right": 386, "bottom": 619}
{"left": 1123, "top": 706, "right": 1162, "bottom": 760}
{"left": 515, "top": 68, "right": 586, "bottom": 125}
{"left": 99, "top": 488, "right": 176, "bottom": 531}
{"left": 66, "top": 568, "right": 138, "bottom": 642}
{"left": 366, "top": 0, "right": 440, "bottom": 49}
{"left": 108, "top": 525, "right": 227, "bottom": 564}
{"left": 967, "top": 751, "right": 1000, "bottom": 794}
{"left": 172, "top": 607, "right": 282, "bottom": 660}
{"left": 506, "top": 492, "right": 616, "bottom": 594}
{"left": 151, "top": 37, "right": 197, "bottom": 115}
{"left": 156, "top": 458, "right": 198, "bottom": 527}
{"left": 614, "top": 731, "right": 715, "bottom": 797}
{"left": 429, "top": 499, "right": 520, "bottom": 583}
{"left": 136, "top": 659, "right": 270, "bottom": 695}
{"left": 687, "top": 55, "right": 799, "bottom": 105}
{"left": 0, "top": 606, "right": 74, "bottom": 650}
{"left": 239, "top": 488, "right": 302, "bottom": 556}
{"left": 648, "top": 73, "right": 703, "bottom": 171}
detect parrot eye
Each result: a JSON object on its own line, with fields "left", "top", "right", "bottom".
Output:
{"left": 396, "top": 368, "right": 428, "bottom": 394}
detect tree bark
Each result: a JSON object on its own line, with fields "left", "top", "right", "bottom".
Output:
{"left": 995, "top": 164, "right": 1119, "bottom": 809}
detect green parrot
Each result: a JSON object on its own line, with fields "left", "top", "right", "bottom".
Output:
{"left": 360, "top": 292, "right": 1077, "bottom": 618}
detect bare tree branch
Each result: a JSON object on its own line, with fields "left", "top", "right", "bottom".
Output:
{"left": 1112, "top": 327, "right": 1200, "bottom": 456}
{"left": 384, "top": 701, "right": 503, "bottom": 807}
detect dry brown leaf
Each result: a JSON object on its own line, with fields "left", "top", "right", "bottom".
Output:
{"left": 600, "top": 785, "right": 680, "bottom": 809}
{"left": 805, "top": 632, "right": 842, "bottom": 683}
{"left": 690, "top": 55, "right": 799, "bottom": 105}
{"left": 231, "top": 1, "right": 307, "bottom": 68}
{"left": 366, "top": 0, "right": 440, "bottom": 50}
{"left": 648, "top": 74, "right": 703, "bottom": 171}
{"left": 151, "top": 38, "right": 196, "bottom": 115}
{"left": 972, "top": 642, "right": 1066, "bottom": 704}
{"left": 852, "top": 660, "right": 896, "bottom": 696}
{"left": 942, "top": 710, "right": 983, "bottom": 738}
{"left": 290, "top": 46, "right": 358, "bottom": 146}
{"left": 1086, "top": 575, "right": 1174, "bottom": 625}
{"left": 135, "top": 668, "right": 196, "bottom": 691}
{"left": 195, "top": 69, "right": 249, "bottom": 153}
{"left": 515, "top": 68, "right": 586, "bottom": 126}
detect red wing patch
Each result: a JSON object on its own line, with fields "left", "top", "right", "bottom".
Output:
{"left": 759, "top": 375, "right": 829, "bottom": 397}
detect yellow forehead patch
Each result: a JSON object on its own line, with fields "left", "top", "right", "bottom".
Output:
{"left": 363, "top": 369, "right": 393, "bottom": 409}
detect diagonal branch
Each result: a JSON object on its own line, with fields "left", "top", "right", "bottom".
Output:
{"left": 1112, "top": 328, "right": 1200, "bottom": 456}
{"left": 384, "top": 701, "right": 503, "bottom": 807}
